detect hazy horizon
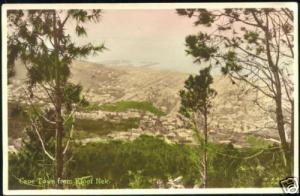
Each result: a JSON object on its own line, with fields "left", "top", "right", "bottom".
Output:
{"left": 67, "top": 9, "right": 212, "bottom": 74}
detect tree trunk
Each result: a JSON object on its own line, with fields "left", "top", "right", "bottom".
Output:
{"left": 55, "top": 87, "right": 64, "bottom": 189}
{"left": 264, "top": 14, "right": 291, "bottom": 175}
{"left": 273, "top": 72, "right": 291, "bottom": 174}
{"left": 274, "top": 84, "right": 291, "bottom": 175}
{"left": 53, "top": 10, "right": 64, "bottom": 188}
{"left": 202, "top": 108, "right": 208, "bottom": 188}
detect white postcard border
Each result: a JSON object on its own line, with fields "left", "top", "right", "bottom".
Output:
{"left": 2, "top": 2, "right": 298, "bottom": 195}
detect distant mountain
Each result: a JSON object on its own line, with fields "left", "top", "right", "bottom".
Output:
{"left": 97, "top": 59, "right": 159, "bottom": 68}
{"left": 98, "top": 59, "right": 133, "bottom": 66}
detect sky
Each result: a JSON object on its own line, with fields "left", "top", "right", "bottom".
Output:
{"left": 67, "top": 9, "right": 210, "bottom": 74}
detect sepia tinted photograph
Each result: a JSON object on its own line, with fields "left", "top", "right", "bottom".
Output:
{"left": 2, "top": 3, "right": 298, "bottom": 195}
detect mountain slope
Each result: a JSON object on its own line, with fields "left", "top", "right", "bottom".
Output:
{"left": 8, "top": 60, "right": 281, "bottom": 147}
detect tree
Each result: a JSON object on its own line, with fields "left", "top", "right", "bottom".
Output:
{"left": 177, "top": 8, "right": 294, "bottom": 174}
{"left": 179, "top": 66, "right": 217, "bottom": 188}
{"left": 7, "top": 9, "right": 105, "bottom": 188}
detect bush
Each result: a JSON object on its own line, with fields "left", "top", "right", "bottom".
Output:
{"left": 9, "top": 133, "right": 289, "bottom": 189}
{"left": 246, "top": 135, "right": 273, "bottom": 149}
{"left": 74, "top": 117, "right": 140, "bottom": 138}
{"left": 9, "top": 109, "right": 56, "bottom": 189}
{"left": 65, "top": 135, "right": 200, "bottom": 188}
{"left": 8, "top": 102, "right": 29, "bottom": 139}
{"left": 207, "top": 142, "right": 288, "bottom": 187}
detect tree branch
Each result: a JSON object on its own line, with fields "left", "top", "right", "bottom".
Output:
{"left": 223, "top": 37, "right": 268, "bottom": 62}
{"left": 31, "top": 120, "right": 55, "bottom": 161}
{"left": 63, "top": 114, "right": 75, "bottom": 155}
{"left": 222, "top": 12, "right": 261, "bottom": 28}
{"left": 229, "top": 72, "right": 275, "bottom": 99}
{"left": 279, "top": 69, "right": 293, "bottom": 104}
{"left": 279, "top": 16, "right": 294, "bottom": 58}
{"left": 281, "top": 8, "right": 293, "bottom": 21}
{"left": 23, "top": 87, "right": 56, "bottom": 125}
{"left": 238, "top": 63, "right": 276, "bottom": 95}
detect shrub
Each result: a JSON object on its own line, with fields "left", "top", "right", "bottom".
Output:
{"left": 9, "top": 109, "right": 56, "bottom": 189}
{"left": 207, "top": 142, "right": 287, "bottom": 187}
{"left": 74, "top": 117, "right": 140, "bottom": 138}
{"left": 8, "top": 102, "right": 29, "bottom": 139}
{"left": 9, "top": 133, "right": 289, "bottom": 189}
{"left": 66, "top": 135, "right": 200, "bottom": 188}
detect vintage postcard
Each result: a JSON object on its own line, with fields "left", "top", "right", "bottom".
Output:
{"left": 1, "top": 2, "right": 299, "bottom": 195}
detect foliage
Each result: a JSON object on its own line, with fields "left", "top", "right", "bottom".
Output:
{"left": 8, "top": 101, "right": 51, "bottom": 138}
{"left": 9, "top": 134, "right": 288, "bottom": 189}
{"left": 65, "top": 135, "right": 200, "bottom": 188}
{"left": 8, "top": 102, "right": 30, "bottom": 139}
{"left": 246, "top": 135, "right": 273, "bottom": 149}
{"left": 82, "top": 101, "right": 165, "bottom": 116}
{"left": 74, "top": 117, "right": 140, "bottom": 138}
{"left": 63, "top": 83, "right": 89, "bottom": 111}
{"left": 7, "top": 10, "right": 105, "bottom": 82}
{"left": 8, "top": 101, "right": 140, "bottom": 139}
{"left": 9, "top": 109, "right": 56, "bottom": 189}
{"left": 205, "top": 140, "right": 287, "bottom": 188}
{"left": 185, "top": 33, "right": 217, "bottom": 63}
{"left": 208, "top": 143, "right": 241, "bottom": 187}
{"left": 127, "top": 170, "right": 154, "bottom": 188}
{"left": 179, "top": 66, "right": 217, "bottom": 118}
{"left": 7, "top": 9, "right": 103, "bottom": 109}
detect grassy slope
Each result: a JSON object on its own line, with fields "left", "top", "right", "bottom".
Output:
{"left": 83, "top": 101, "right": 165, "bottom": 116}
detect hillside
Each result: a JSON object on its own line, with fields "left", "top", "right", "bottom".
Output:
{"left": 8, "top": 60, "right": 280, "bottom": 148}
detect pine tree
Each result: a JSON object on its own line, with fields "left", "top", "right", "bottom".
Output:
{"left": 7, "top": 9, "right": 105, "bottom": 188}
{"left": 179, "top": 66, "right": 217, "bottom": 188}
